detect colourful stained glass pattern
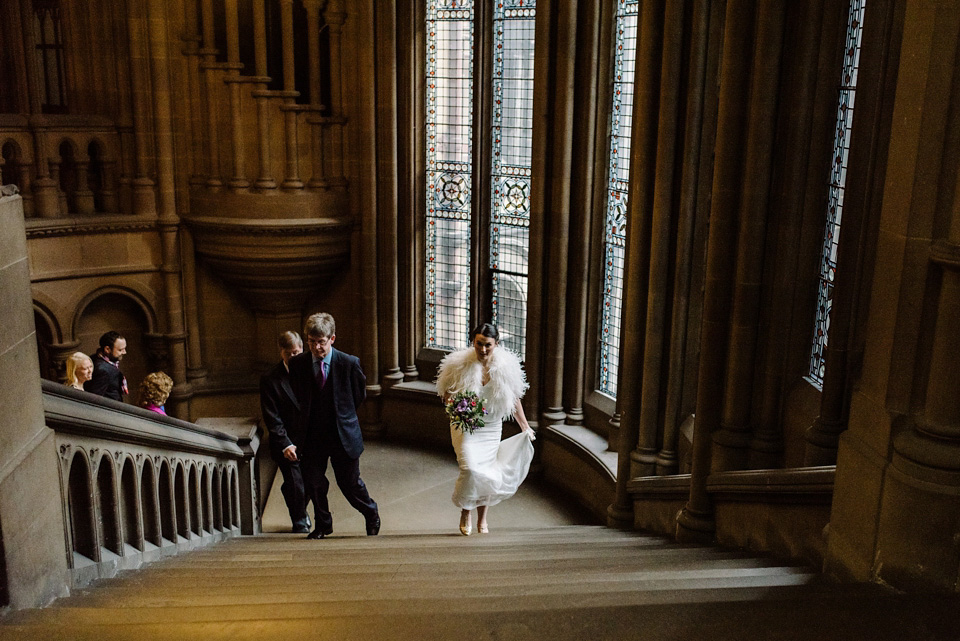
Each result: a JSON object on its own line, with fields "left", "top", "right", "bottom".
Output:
{"left": 598, "top": 0, "right": 638, "bottom": 398}
{"left": 426, "top": 1, "right": 475, "bottom": 350}
{"left": 490, "top": 0, "right": 536, "bottom": 359}
{"left": 809, "top": 0, "right": 865, "bottom": 388}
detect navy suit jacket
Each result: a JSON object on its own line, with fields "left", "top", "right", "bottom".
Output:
{"left": 84, "top": 353, "right": 125, "bottom": 401}
{"left": 259, "top": 361, "right": 300, "bottom": 460}
{"left": 288, "top": 348, "right": 367, "bottom": 459}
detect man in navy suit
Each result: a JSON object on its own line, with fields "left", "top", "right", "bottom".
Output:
{"left": 287, "top": 313, "right": 380, "bottom": 539}
{"left": 259, "top": 331, "right": 311, "bottom": 533}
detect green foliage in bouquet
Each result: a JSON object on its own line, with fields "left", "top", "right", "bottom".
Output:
{"left": 445, "top": 390, "right": 488, "bottom": 434}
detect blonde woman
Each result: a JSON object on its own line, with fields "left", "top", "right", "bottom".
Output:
{"left": 65, "top": 352, "right": 94, "bottom": 391}
{"left": 139, "top": 372, "right": 174, "bottom": 415}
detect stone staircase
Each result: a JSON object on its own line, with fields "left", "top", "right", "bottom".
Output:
{"left": 2, "top": 525, "right": 958, "bottom": 641}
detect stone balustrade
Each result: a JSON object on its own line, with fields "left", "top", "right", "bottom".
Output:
{"left": 42, "top": 380, "right": 260, "bottom": 587}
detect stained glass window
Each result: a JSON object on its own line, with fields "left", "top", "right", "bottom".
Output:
{"left": 490, "top": 2, "right": 536, "bottom": 358}
{"left": 426, "top": 2, "right": 475, "bottom": 350}
{"left": 809, "top": 0, "right": 865, "bottom": 388}
{"left": 598, "top": 0, "right": 639, "bottom": 398}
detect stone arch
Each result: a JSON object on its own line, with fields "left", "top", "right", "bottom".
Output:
{"left": 219, "top": 466, "right": 231, "bottom": 529}
{"left": 230, "top": 467, "right": 240, "bottom": 528}
{"left": 200, "top": 465, "right": 212, "bottom": 534}
{"left": 67, "top": 451, "right": 97, "bottom": 562}
{"left": 158, "top": 460, "right": 175, "bottom": 543}
{"left": 119, "top": 456, "right": 141, "bottom": 550}
{"left": 140, "top": 458, "right": 161, "bottom": 547}
{"left": 211, "top": 465, "right": 223, "bottom": 531}
{"left": 95, "top": 453, "right": 121, "bottom": 555}
{"left": 187, "top": 463, "right": 201, "bottom": 535}
{"left": 55, "top": 137, "right": 80, "bottom": 214}
{"left": 73, "top": 286, "right": 158, "bottom": 405}
{"left": 174, "top": 462, "right": 189, "bottom": 539}
{"left": 1, "top": 139, "right": 24, "bottom": 191}
{"left": 33, "top": 299, "right": 62, "bottom": 382}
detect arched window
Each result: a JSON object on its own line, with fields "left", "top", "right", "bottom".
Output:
{"left": 32, "top": 0, "right": 68, "bottom": 113}
{"left": 809, "top": 0, "right": 866, "bottom": 388}
{"left": 597, "top": 0, "right": 639, "bottom": 398}
{"left": 425, "top": 0, "right": 537, "bottom": 357}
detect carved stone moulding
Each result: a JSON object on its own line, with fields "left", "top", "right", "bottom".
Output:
{"left": 185, "top": 209, "right": 353, "bottom": 313}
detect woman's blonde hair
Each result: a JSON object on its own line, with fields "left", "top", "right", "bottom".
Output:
{"left": 139, "top": 371, "right": 174, "bottom": 407}
{"left": 65, "top": 352, "right": 93, "bottom": 388}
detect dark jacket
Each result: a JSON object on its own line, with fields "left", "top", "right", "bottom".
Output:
{"left": 84, "top": 353, "right": 125, "bottom": 401}
{"left": 259, "top": 361, "right": 300, "bottom": 460}
{"left": 288, "top": 348, "right": 367, "bottom": 459}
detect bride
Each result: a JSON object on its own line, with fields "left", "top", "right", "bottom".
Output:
{"left": 436, "top": 323, "right": 535, "bottom": 535}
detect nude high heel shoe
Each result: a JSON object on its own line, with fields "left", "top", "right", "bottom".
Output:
{"left": 459, "top": 511, "right": 472, "bottom": 536}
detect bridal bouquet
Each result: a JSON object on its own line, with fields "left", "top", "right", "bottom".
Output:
{"left": 445, "top": 391, "right": 488, "bottom": 434}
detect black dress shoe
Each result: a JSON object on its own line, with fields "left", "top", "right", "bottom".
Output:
{"left": 291, "top": 517, "right": 311, "bottom": 534}
{"left": 306, "top": 525, "right": 333, "bottom": 540}
{"left": 366, "top": 515, "right": 381, "bottom": 536}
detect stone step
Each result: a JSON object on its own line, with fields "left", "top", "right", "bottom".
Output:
{"left": 62, "top": 564, "right": 815, "bottom": 608}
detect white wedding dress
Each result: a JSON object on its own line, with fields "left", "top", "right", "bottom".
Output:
{"left": 450, "top": 382, "right": 535, "bottom": 510}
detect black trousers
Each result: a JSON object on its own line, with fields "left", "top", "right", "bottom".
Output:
{"left": 275, "top": 455, "right": 308, "bottom": 527}
{"left": 301, "top": 433, "right": 377, "bottom": 530}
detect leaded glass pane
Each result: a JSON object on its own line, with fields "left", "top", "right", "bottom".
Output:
{"left": 809, "top": 0, "right": 865, "bottom": 388}
{"left": 490, "top": 1, "right": 535, "bottom": 358}
{"left": 426, "top": 1, "right": 474, "bottom": 350}
{"left": 598, "top": 0, "right": 638, "bottom": 398}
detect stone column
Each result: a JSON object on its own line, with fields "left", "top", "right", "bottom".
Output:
{"left": 147, "top": 0, "right": 191, "bottom": 417}
{"left": 279, "top": 0, "right": 303, "bottom": 190}
{"left": 181, "top": 1, "right": 205, "bottom": 187}
{"left": 201, "top": 0, "right": 222, "bottom": 190}
{"left": 252, "top": 0, "right": 277, "bottom": 190}
{"left": 180, "top": 226, "right": 207, "bottom": 383}
{"left": 563, "top": 0, "right": 600, "bottom": 426}
{"left": 128, "top": 0, "right": 159, "bottom": 213}
{"left": 540, "top": 0, "right": 578, "bottom": 427}
{"left": 636, "top": 0, "right": 682, "bottom": 477}
{"left": 0, "top": 194, "right": 69, "bottom": 608}
{"left": 826, "top": 0, "right": 960, "bottom": 591}
{"left": 325, "top": 1, "right": 347, "bottom": 187}
{"left": 304, "top": 0, "right": 329, "bottom": 190}
{"left": 658, "top": 0, "right": 710, "bottom": 475}
{"left": 711, "top": 0, "right": 786, "bottom": 472}
{"left": 100, "top": 160, "right": 119, "bottom": 213}
{"left": 74, "top": 160, "right": 95, "bottom": 214}
{"left": 225, "top": 0, "right": 249, "bottom": 191}
{"left": 525, "top": 0, "right": 553, "bottom": 428}
{"left": 358, "top": 0, "right": 382, "bottom": 434}
{"left": 608, "top": 0, "right": 662, "bottom": 527}
{"left": 677, "top": 0, "right": 754, "bottom": 543}
{"left": 396, "top": 0, "right": 419, "bottom": 381}
{"left": 375, "top": 0, "right": 403, "bottom": 389}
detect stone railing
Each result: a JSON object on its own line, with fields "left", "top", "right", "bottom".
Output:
{"left": 42, "top": 381, "right": 260, "bottom": 587}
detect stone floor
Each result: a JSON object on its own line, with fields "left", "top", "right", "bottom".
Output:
{"left": 260, "top": 440, "right": 594, "bottom": 536}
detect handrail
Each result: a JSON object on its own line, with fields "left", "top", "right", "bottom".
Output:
{"left": 42, "top": 380, "right": 243, "bottom": 458}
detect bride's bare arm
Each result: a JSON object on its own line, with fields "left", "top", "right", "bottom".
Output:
{"left": 514, "top": 399, "right": 531, "bottom": 431}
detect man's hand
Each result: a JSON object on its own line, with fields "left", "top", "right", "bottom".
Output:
{"left": 283, "top": 444, "right": 298, "bottom": 461}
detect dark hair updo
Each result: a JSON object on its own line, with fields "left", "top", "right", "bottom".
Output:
{"left": 471, "top": 322, "right": 499, "bottom": 343}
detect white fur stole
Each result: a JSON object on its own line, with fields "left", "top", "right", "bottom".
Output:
{"left": 435, "top": 346, "right": 529, "bottom": 421}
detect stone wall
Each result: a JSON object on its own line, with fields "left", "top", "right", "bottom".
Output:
{"left": 0, "top": 194, "right": 69, "bottom": 610}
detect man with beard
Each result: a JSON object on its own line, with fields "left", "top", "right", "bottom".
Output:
{"left": 84, "top": 331, "right": 128, "bottom": 401}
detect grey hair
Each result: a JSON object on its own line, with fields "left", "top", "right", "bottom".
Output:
{"left": 304, "top": 312, "right": 336, "bottom": 338}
